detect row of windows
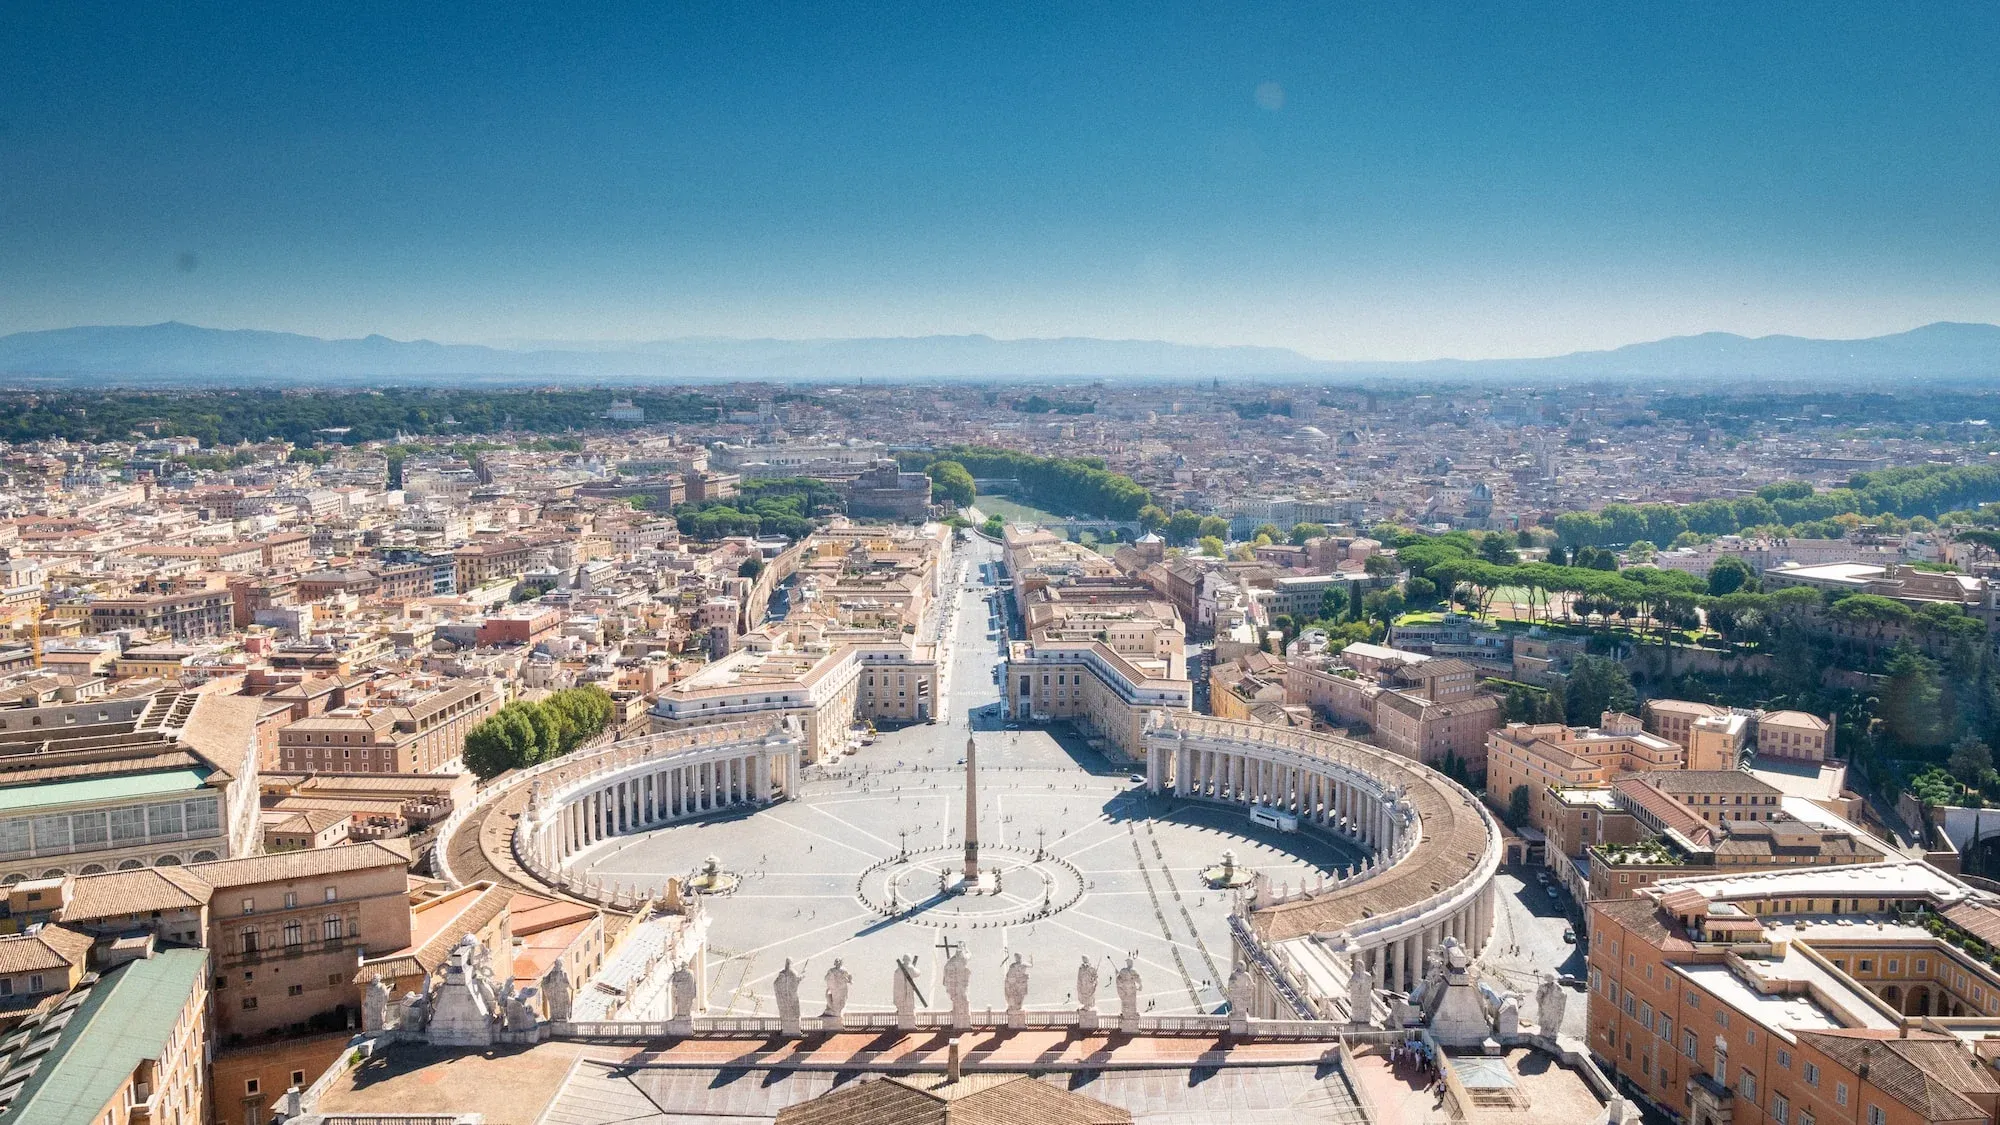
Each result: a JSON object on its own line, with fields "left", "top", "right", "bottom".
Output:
{"left": 0, "top": 798, "right": 222, "bottom": 858}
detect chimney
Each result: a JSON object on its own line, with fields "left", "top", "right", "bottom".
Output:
{"left": 947, "top": 1036, "right": 963, "bottom": 1083}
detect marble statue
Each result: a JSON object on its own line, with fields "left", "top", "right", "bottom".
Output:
{"left": 774, "top": 959, "right": 802, "bottom": 1037}
{"left": 823, "top": 959, "right": 852, "bottom": 1028}
{"left": 1115, "top": 957, "right": 1141, "bottom": 1031}
{"left": 1003, "top": 953, "right": 1030, "bottom": 1014}
{"left": 669, "top": 965, "right": 699, "bottom": 1031}
{"left": 1076, "top": 956, "right": 1100, "bottom": 1029}
{"left": 1346, "top": 946, "right": 1375, "bottom": 1025}
{"left": 893, "top": 955, "right": 919, "bottom": 1028}
{"left": 1496, "top": 990, "right": 1522, "bottom": 1037}
{"left": 1535, "top": 971, "right": 1567, "bottom": 1035}
{"left": 506, "top": 987, "right": 539, "bottom": 1032}
{"left": 944, "top": 948, "right": 972, "bottom": 1028}
{"left": 363, "top": 973, "right": 392, "bottom": 1032}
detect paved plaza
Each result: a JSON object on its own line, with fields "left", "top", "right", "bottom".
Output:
{"left": 575, "top": 539, "right": 1362, "bottom": 1016}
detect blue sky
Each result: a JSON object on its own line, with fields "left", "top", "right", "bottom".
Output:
{"left": 3, "top": 2, "right": 1997, "bottom": 359}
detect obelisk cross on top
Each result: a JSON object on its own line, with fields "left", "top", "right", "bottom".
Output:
{"left": 962, "top": 731, "right": 981, "bottom": 881}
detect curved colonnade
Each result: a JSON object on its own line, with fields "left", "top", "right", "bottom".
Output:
{"left": 1143, "top": 715, "right": 1503, "bottom": 1012}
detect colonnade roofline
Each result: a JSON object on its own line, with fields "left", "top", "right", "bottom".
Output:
{"left": 1143, "top": 714, "right": 1501, "bottom": 950}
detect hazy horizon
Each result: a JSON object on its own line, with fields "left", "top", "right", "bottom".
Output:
{"left": 6, "top": 3, "right": 1998, "bottom": 361}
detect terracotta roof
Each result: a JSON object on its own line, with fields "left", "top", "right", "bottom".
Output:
{"left": 0, "top": 924, "right": 93, "bottom": 976}
{"left": 1593, "top": 896, "right": 1697, "bottom": 953}
{"left": 192, "top": 837, "right": 410, "bottom": 889}
{"left": 59, "top": 867, "right": 211, "bottom": 920}
{"left": 1795, "top": 1032, "right": 1997, "bottom": 1122}
{"left": 359, "top": 880, "right": 511, "bottom": 983}
{"left": 1646, "top": 771, "right": 1782, "bottom": 796}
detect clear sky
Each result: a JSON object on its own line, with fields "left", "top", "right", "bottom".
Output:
{"left": 3, "top": 3, "right": 1997, "bottom": 360}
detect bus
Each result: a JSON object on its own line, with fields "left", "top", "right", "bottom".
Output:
{"left": 1249, "top": 804, "right": 1298, "bottom": 833}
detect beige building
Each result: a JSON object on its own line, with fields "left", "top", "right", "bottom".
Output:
{"left": 54, "top": 839, "right": 415, "bottom": 1042}
{"left": 1004, "top": 640, "right": 1192, "bottom": 761}
{"left": 1286, "top": 645, "right": 1502, "bottom": 775}
{"left": 276, "top": 678, "right": 497, "bottom": 774}
{"left": 0, "top": 687, "right": 265, "bottom": 885}
{"left": 0, "top": 944, "right": 210, "bottom": 1125}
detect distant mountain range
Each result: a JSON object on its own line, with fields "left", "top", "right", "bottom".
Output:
{"left": 0, "top": 319, "right": 1996, "bottom": 384}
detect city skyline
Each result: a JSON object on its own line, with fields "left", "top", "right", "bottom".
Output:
{"left": 5, "top": 3, "right": 1998, "bottom": 360}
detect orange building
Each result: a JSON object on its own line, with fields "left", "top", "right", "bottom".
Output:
{"left": 1588, "top": 864, "right": 2000, "bottom": 1125}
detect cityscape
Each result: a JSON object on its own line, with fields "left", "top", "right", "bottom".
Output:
{"left": 3, "top": 6, "right": 2000, "bottom": 1125}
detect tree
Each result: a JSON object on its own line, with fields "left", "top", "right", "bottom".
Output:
{"left": 1137, "top": 504, "right": 1169, "bottom": 534}
{"left": 1197, "top": 515, "right": 1230, "bottom": 541}
{"left": 1252, "top": 523, "right": 1283, "bottom": 543}
{"left": 462, "top": 723, "right": 523, "bottom": 780}
{"left": 1363, "top": 553, "right": 1398, "bottom": 577}
{"left": 1625, "top": 539, "right": 1657, "bottom": 564}
{"left": 1506, "top": 785, "right": 1533, "bottom": 828}
{"left": 1950, "top": 736, "right": 1994, "bottom": 787}
{"left": 925, "top": 460, "right": 976, "bottom": 507}
{"left": 1198, "top": 535, "right": 1226, "bottom": 558}
{"left": 1318, "top": 587, "right": 1348, "bottom": 621}
{"left": 1405, "top": 576, "right": 1439, "bottom": 606}
{"left": 1289, "top": 522, "right": 1327, "bottom": 545}
{"left": 1564, "top": 654, "right": 1638, "bottom": 725}
{"left": 981, "top": 514, "right": 1004, "bottom": 538}
{"left": 1478, "top": 535, "right": 1519, "bottom": 565}
{"left": 1707, "top": 555, "right": 1753, "bottom": 596}
{"left": 738, "top": 556, "right": 764, "bottom": 579}
{"left": 1880, "top": 644, "right": 1946, "bottom": 749}
{"left": 1166, "top": 509, "right": 1202, "bottom": 545}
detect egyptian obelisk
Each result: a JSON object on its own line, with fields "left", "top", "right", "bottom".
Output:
{"left": 962, "top": 731, "right": 981, "bottom": 882}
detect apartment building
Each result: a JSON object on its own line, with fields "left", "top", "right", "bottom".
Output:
{"left": 1589, "top": 864, "right": 2000, "bottom": 1125}
{"left": 0, "top": 943, "right": 210, "bottom": 1125}
{"left": 1285, "top": 644, "right": 1502, "bottom": 775}
{"left": 650, "top": 637, "right": 939, "bottom": 762}
{"left": 276, "top": 678, "right": 496, "bottom": 774}
{"left": 54, "top": 839, "right": 414, "bottom": 1041}
{"left": 1485, "top": 713, "right": 1684, "bottom": 835}
{"left": 1005, "top": 639, "right": 1192, "bottom": 760}
{"left": 86, "top": 582, "right": 234, "bottom": 640}
{"left": 1646, "top": 700, "right": 1832, "bottom": 768}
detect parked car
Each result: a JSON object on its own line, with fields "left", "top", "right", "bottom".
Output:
{"left": 1535, "top": 871, "right": 1550, "bottom": 885}
{"left": 1562, "top": 927, "right": 1576, "bottom": 943}
{"left": 1545, "top": 886, "right": 1561, "bottom": 900}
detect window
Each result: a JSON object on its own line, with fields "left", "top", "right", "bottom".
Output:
{"left": 1857, "top": 959, "right": 1873, "bottom": 973}
{"left": 287, "top": 984, "right": 303, "bottom": 996}
{"left": 283, "top": 891, "right": 297, "bottom": 909}
{"left": 1777, "top": 1049, "right": 1791, "bottom": 1069}
{"left": 1740, "top": 1070, "right": 1756, "bottom": 1103}
{"left": 1683, "top": 1030, "right": 1697, "bottom": 1060}
{"left": 0, "top": 979, "right": 10, "bottom": 997}
{"left": 1804, "top": 1063, "right": 1820, "bottom": 1087}
{"left": 1773, "top": 1096, "right": 1790, "bottom": 1125}
{"left": 1715, "top": 1010, "right": 1729, "bottom": 1029}
{"left": 1659, "top": 1016, "right": 1672, "bottom": 1042}
{"left": 325, "top": 886, "right": 337, "bottom": 903}
{"left": 241, "top": 897, "right": 255, "bottom": 915}
{"left": 1866, "top": 1107, "right": 1885, "bottom": 1125}
{"left": 291, "top": 1071, "right": 305, "bottom": 1086}
{"left": 246, "top": 1079, "right": 260, "bottom": 1096}
{"left": 1800, "top": 1112, "right": 1815, "bottom": 1125}
{"left": 283, "top": 923, "right": 302, "bottom": 947}
{"left": 323, "top": 916, "right": 342, "bottom": 941}
{"left": 1835, "top": 1083, "right": 1848, "bottom": 1107}
{"left": 25, "top": 975, "right": 40, "bottom": 993}
{"left": 242, "top": 996, "right": 258, "bottom": 1010}
{"left": 241, "top": 930, "right": 259, "bottom": 953}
